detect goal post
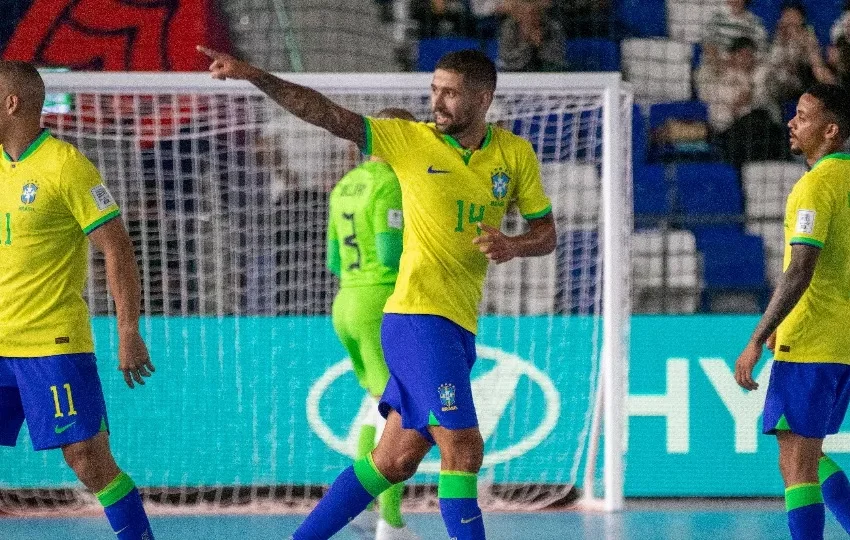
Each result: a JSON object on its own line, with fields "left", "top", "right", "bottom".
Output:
{"left": 1, "top": 71, "right": 631, "bottom": 513}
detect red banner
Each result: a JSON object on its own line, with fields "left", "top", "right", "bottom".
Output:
{"left": 3, "top": 0, "right": 231, "bottom": 71}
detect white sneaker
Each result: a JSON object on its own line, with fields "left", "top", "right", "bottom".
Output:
{"left": 375, "top": 519, "right": 419, "bottom": 540}
{"left": 349, "top": 509, "right": 379, "bottom": 537}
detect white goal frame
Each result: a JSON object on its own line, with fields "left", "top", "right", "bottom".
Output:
{"left": 40, "top": 71, "right": 630, "bottom": 512}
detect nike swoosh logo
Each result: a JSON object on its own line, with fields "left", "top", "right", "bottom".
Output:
{"left": 460, "top": 514, "right": 482, "bottom": 524}
{"left": 427, "top": 166, "right": 451, "bottom": 174}
{"left": 54, "top": 422, "right": 76, "bottom": 434}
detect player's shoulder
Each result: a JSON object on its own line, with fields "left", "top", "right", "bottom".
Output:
{"left": 805, "top": 154, "right": 850, "bottom": 187}
{"left": 490, "top": 124, "right": 534, "bottom": 151}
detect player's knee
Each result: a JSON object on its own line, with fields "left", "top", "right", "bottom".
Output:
{"left": 440, "top": 431, "right": 483, "bottom": 473}
{"left": 376, "top": 450, "right": 421, "bottom": 483}
{"left": 63, "top": 443, "right": 99, "bottom": 483}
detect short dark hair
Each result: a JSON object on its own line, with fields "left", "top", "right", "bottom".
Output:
{"left": 729, "top": 36, "right": 757, "bottom": 53}
{"left": 0, "top": 60, "right": 45, "bottom": 115}
{"left": 805, "top": 83, "right": 850, "bottom": 140}
{"left": 435, "top": 49, "right": 497, "bottom": 92}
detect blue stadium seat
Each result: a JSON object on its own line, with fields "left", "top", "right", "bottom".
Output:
{"left": 801, "top": 0, "right": 843, "bottom": 45}
{"left": 673, "top": 162, "right": 743, "bottom": 218}
{"left": 616, "top": 0, "right": 667, "bottom": 37}
{"left": 416, "top": 38, "right": 498, "bottom": 72}
{"left": 511, "top": 110, "right": 600, "bottom": 162}
{"left": 565, "top": 38, "right": 620, "bottom": 71}
{"left": 555, "top": 229, "right": 599, "bottom": 314}
{"left": 633, "top": 165, "right": 669, "bottom": 222}
{"left": 648, "top": 101, "right": 711, "bottom": 162}
{"left": 694, "top": 228, "right": 769, "bottom": 310}
{"left": 749, "top": 0, "right": 781, "bottom": 36}
{"left": 633, "top": 103, "right": 647, "bottom": 166}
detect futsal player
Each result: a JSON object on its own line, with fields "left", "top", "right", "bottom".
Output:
{"left": 327, "top": 107, "right": 418, "bottom": 539}
{"left": 735, "top": 83, "right": 850, "bottom": 540}
{"left": 0, "top": 61, "right": 156, "bottom": 539}
{"left": 199, "top": 45, "right": 556, "bottom": 540}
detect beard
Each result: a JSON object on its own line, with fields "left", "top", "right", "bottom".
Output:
{"left": 433, "top": 110, "right": 470, "bottom": 136}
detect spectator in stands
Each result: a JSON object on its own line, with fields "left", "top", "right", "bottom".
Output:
{"left": 830, "top": 0, "right": 850, "bottom": 44}
{"left": 498, "top": 0, "right": 566, "bottom": 71}
{"left": 696, "top": 37, "right": 786, "bottom": 167}
{"left": 828, "top": 1, "right": 850, "bottom": 84}
{"left": 759, "top": 4, "right": 835, "bottom": 114}
{"left": 411, "top": 0, "right": 473, "bottom": 38}
{"left": 552, "top": 0, "right": 611, "bottom": 38}
{"left": 702, "top": 0, "right": 768, "bottom": 69}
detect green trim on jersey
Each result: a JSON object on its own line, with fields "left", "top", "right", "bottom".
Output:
{"left": 83, "top": 209, "right": 121, "bottom": 235}
{"left": 443, "top": 125, "right": 493, "bottom": 165}
{"left": 523, "top": 205, "right": 553, "bottom": 220}
{"left": 3, "top": 130, "right": 51, "bottom": 162}
{"left": 790, "top": 236, "right": 824, "bottom": 249}
{"left": 811, "top": 152, "right": 850, "bottom": 171}
{"left": 363, "top": 117, "right": 374, "bottom": 155}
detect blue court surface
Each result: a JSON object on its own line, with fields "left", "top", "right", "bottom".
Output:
{"left": 0, "top": 503, "right": 848, "bottom": 540}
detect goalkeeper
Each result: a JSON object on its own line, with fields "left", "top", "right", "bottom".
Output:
{"left": 327, "top": 107, "right": 417, "bottom": 540}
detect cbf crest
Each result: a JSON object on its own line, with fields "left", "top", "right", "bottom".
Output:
{"left": 438, "top": 383, "right": 458, "bottom": 412}
{"left": 490, "top": 167, "right": 510, "bottom": 207}
{"left": 21, "top": 183, "right": 38, "bottom": 205}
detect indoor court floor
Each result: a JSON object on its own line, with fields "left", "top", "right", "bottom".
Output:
{"left": 1, "top": 503, "right": 847, "bottom": 539}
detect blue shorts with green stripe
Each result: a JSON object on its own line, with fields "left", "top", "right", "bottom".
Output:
{"left": 763, "top": 360, "right": 850, "bottom": 438}
{"left": 379, "top": 314, "right": 479, "bottom": 446}
{"left": 0, "top": 354, "right": 109, "bottom": 450}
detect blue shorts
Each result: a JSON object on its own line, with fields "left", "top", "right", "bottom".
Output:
{"left": 379, "top": 314, "right": 479, "bottom": 445}
{"left": 0, "top": 354, "right": 109, "bottom": 451}
{"left": 762, "top": 360, "right": 850, "bottom": 439}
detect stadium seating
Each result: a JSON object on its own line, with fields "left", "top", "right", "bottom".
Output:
{"left": 617, "top": 0, "right": 668, "bottom": 37}
{"left": 633, "top": 103, "right": 648, "bottom": 166}
{"left": 621, "top": 38, "right": 694, "bottom": 102}
{"left": 540, "top": 161, "right": 600, "bottom": 226}
{"left": 565, "top": 38, "right": 620, "bottom": 71}
{"left": 667, "top": 0, "right": 720, "bottom": 44}
{"left": 416, "top": 37, "right": 497, "bottom": 72}
{"left": 632, "top": 229, "right": 701, "bottom": 313}
{"left": 648, "top": 100, "right": 711, "bottom": 161}
{"left": 694, "top": 228, "right": 768, "bottom": 311}
{"left": 633, "top": 164, "right": 670, "bottom": 223}
{"left": 672, "top": 162, "right": 743, "bottom": 222}
{"left": 802, "top": 0, "right": 843, "bottom": 45}
{"left": 742, "top": 161, "right": 807, "bottom": 285}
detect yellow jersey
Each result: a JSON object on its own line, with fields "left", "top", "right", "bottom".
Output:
{"left": 0, "top": 131, "right": 120, "bottom": 357}
{"left": 776, "top": 153, "right": 850, "bottom": 363}
{"left": 363, "top": 118, "right": 552, "bottom": 333}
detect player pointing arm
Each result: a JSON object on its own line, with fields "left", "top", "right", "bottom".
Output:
{"left": 201, "top": 46, "right": 556, "bottom": 540}
{"left": 197, "top": 45, "right": 365, "bottom": 148}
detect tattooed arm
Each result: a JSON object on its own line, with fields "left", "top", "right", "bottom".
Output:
{"left": 197, "top": 46, "right": 365, "bottom": 148}
{"left": 735, "top": 243, "right": 820, "bottom": 390}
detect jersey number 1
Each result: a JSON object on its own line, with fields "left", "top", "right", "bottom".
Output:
{"left": 50, "top": 384, "right": 77, "bottom": 418}
{"left": 3, "top": 213, "right": 10, "bottom": 245}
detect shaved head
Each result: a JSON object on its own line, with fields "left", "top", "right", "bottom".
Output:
{"left": 376, "top": 107, "right": 416, "bottom": 121}
{"left": 0, "top": 60, "right": 46, "bottom": 117}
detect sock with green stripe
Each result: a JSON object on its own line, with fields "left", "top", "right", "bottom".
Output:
{"left": 438, "top": 471, "right": 485, "bottom": 540}
{"left": 356, "top": 405, "right": 378, "bottom": 512}
{"left": 96, "top": 472, "right": 153, "bottom": 540}
{"left": 292, "top": 454, "right": 392, "bottom": 540}
{"left": 820, "top": 455, "right": 850, "bottom": 532}
{"left": 379, "top": 482, "right": 405, "bottom": 527}
{"left": 786, "top": 483, "right": 825, "bottom": 540}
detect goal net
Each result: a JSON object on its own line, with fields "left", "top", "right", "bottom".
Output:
{"left": 0, "top": 72, "right": 631, "bottom": 514}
